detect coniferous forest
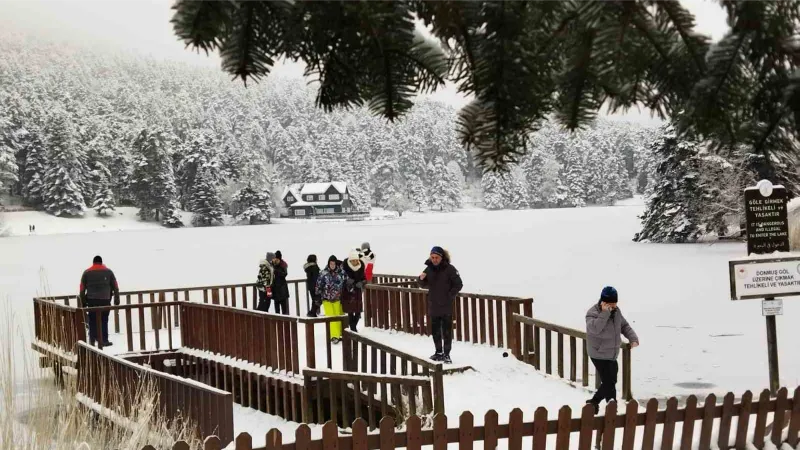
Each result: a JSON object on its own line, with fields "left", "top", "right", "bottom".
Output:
{"left": 0, "top": 30, "right": 659, "bottom": 228}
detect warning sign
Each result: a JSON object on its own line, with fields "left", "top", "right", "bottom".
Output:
{"left": 730, "top": 256, "right": 800, "bottom": 300}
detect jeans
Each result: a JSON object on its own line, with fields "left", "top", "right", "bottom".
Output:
{"left": 431, "top": 315, "right": 453, "bottom": 356}
{"left": 590, "top": 358, "right": 619, "bottom": 404}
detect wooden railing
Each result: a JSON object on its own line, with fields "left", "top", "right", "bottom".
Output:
{"left": 513, "top": 314, "right": 633, "bottom": 400}
{"left": 363, "top": 284, "right": 533, "bottom": 357}
{"left": 341, "top": 330, "right": 444, "bottom": 414}
{"left": 180, "top": 302, "right": 348, "bottom": 375}
{"left": 32, "top": 298, "right": 85, "bottom": 358}
{"left": 174, "top": 386, "right": 800, "bottom": 450}
{"left": 180, "top": 302, "right": 302, "bottom": 375}
{"left": 37, "top": 278, "right": 312, "bottom": 317}
{"left": 77, "top": 342, "right": 234, "bottom": 447}
{"left": 302, "top": 368, "right": 434, "bottom": 430}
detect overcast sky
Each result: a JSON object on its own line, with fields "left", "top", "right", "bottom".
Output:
{"left": 0, "top": 0, "right": 730, "bottom": 124}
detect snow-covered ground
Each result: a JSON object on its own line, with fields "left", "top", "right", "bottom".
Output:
{"left": 2, "top": 203, "right": 798, "bottom": 405}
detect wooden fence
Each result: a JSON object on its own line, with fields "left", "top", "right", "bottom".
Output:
{"left": 32, "top": 298, "right": 85, "bottom": 359}
{"left": 77, "top": 342, "right": 234, "bottom": 447}
{"left": 341, "top": 329, "right": 445, "bottom": 414}
{"left": 159, "top": 386, "right": 800, "bottom": 450}
{"left": 302, "top": 368, "right": 434, "bottom": 430}
{"left": 180, "top": 302, "right": 347, "bottom": 375}
{"left": 513, "top": 314, "right": 634, "bottom": 401}
{"left": 363, "top": 284, "right": 533, "bottom": 358}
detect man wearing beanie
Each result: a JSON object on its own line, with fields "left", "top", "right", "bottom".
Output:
{"left": 419, "top": 246, "right": 462, "bottom": 364}
{"left": 585, "top": 286, "right": 639, "bottom": 414}
{"left": 271, "top": 250, "right": 290, "bottom": 315}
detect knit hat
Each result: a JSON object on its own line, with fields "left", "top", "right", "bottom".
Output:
{"left": 307, "top": 254, "right": 317, "bottom": 263}
{"left": 93, "top": 255, "right": 103, "bottom": 264}
{"left": 430, "top": 246, "right": 445, "bottom": 258}
{"left": 275, "top": 250, "right": 283, "bottom": 260}
{"left": 600, "top": 286, "right": 618, "bottom": 303}
{"left": 349, "top": 249, "right": 362, "bottom": 261}
{"left": 266, "top": 252, "right": 276, "bottom": 261}
{"left": 361, "top": 242, "right": 371, "bottom": 250}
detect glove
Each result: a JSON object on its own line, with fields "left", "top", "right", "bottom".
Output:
{"left": 346, "top": 278, "right": 354, "bottom": 287}
{"left": 355, "top": 281, "right": 365, "bottom": 289}
{"left": 266, "top": 287, "right": 273, "bottom": 298}
{"left": 114, "top": 297, "right": 120, "bottom": 306}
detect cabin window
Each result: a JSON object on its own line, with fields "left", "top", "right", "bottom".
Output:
{"left": 295, "top": 209, "right": 306, "bottom": 216}
{"left": 318, "top": 195, "right": 325, "bottom": 201}
{"left": 328, "top": 194, "right": 340, "bottom": 201}
{"left": 286, "top": 195, "right": 294, "bottom": 202}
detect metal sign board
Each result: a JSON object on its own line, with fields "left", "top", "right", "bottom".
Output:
{"left": 744, "top": 185, "right": 789, "bottom": 255}
{"left": 729, "top": 256, "right": 800, "bottom": 300}
{"left": 762, "top": 299, "right": 784, "bottom": 316}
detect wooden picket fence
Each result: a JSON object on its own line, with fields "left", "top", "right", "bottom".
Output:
{"left": 150, "top": 386, "right": 800, "bottom": 450}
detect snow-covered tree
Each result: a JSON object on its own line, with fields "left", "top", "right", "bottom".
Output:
{"left": 42, "top": 113, "right": 86, "bottom": 217}
{"left": 92, "top": 178, "right": 116, "bottom": 217}
{"left": 21, "top": 126, "right": 47, "bottom": 205}
{"left": 0, "top": 141, "right": 17, "bottom": 196}
{"left": 232, "top": 184, "right": 274, "bottom": 224}
{"left": 190, "top": 167, "right": 224, "bottom": 227}
{"left": 428, "top": 157, "right": 462, "bottom": 211}
{"left": 130, "top": 128, "right": 180, "bottom": 223}
{"left": 634, "top": 126, "right": 710, "bottom": 243}
{"left": 385, "top": 193, "right": 413, "bottom": 217}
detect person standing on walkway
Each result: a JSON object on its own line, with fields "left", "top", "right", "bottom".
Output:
{"left": 256, "top": 252, "right": 275, "bottom": 312}
{"left": 341, "top": 249, "right": 366, "bottom": 332}
{"left": 304, "top": 254, "right": 322, "bottom": 317}
{"left": 272, "top": 250, "right": 290, "bottom": 315}
{"left": 585, "top": 286, "right": 639, "bottom": 414}
{"left": 418, "top": 246, "right": 462, "bottom": 364}
{"left": 79, "top": 255, "right": 120, "bottom": 347}
{"left": 316, "top": 255, "right": 346, "bottom": 343}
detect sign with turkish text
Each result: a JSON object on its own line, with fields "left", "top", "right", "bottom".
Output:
{"left": 729, "top": 256, "right": 800, "bottom": 300}
{"left": 744, "top": 186, "right": 789, "bottom": 255}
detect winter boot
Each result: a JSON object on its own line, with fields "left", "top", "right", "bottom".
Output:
{"left": 586, "top": 400, "right": 599, "bottom": 415}
{"left": 430, "top": 353, "right": 443, "bottom": 362}
{"left": 442, "top": 354, "right": 452, "bottom": 364}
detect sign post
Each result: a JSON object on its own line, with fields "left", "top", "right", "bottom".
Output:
{"left": 732, "top": 180, "right": 791, "bottom": 396}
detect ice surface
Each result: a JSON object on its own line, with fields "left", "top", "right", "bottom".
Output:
{"left": 3, "top": 203, "right": 799, "bottom": 403}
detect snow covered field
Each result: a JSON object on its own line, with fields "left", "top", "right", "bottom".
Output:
{"left": 2, "top": 203, "right": 798, "bottom": 406}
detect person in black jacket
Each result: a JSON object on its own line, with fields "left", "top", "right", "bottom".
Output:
{"left": 271, "top": 250, "right": 290, "bottom": 315}
{"left": 79, "top": 255, "right": 120, "bottom": 347}
{"left": 418, "top": 246, "right": 463, "bottom": 364}
{"left": 304, "top": 254, "right": 321, "bottom": 317}
{"left": 342, "top": 249, "right": 366, "bottom": 332}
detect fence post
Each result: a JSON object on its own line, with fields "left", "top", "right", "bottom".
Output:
{"left": 433, "top": 363, "right": 445, "bottom": 415}
{"left": 341, "top": 329, "right": 351, "bottom": 372}
{"left": 179, "top": 303, "right": 189, "bottom": 349}
{"left": 622, "top": 345, "right": 632, "bottom": 401}
{"left": 305, "top": 321, "right": 316, "bottom": 369}
{"left": 506, "top": 300, "right": 522, "bottom": 359}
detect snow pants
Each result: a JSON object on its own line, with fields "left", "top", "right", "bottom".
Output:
{"left": 86, "top": 298, "right": 111, "bottom": 345}
{"left": 431, "top": 315, "right": 453, "bottom": 356}
{"left": 322, "top": 300, "right": 343, "bottom": 339}
{"left": 590, "top": 358, "right": 618, "bottom": 404}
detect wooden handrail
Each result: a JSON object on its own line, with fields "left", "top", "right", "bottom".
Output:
{"left": 182, "top": 300, "right": 298, "bottom": 321}
{"left": 303, "top": 368, "right": 431, "bottom": 386}
{"left": 512, "top": 313, "right": 632, "bottom": 349}
{"left": 364, "top": 283, "right": 531, "bottom": 302}
{"left": 82, "top": 301, "right": 184, "bottom": 312}
{"left": 343, "top": 329, "right": 436, "bottom": 370}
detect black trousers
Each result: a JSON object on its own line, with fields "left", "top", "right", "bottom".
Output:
{"left": 86, "top": 298, "right": 111, "bottom": 345}
{"left": 348, "top": 312, "right": 361, "bottom": 332}
{"left": 431, "top": 315, "right": 453, "bottom": 355}
{"left": 257, "top": 291, "right": 289, "bottom": 315}
{"left": 590, "top": 358, "right": 619, "bottom": 404}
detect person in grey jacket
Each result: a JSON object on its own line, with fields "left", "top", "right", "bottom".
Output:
{"left": 585, "top": 286, "right": 639, "bottom": 414}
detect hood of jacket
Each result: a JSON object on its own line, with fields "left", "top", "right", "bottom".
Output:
{"left": 303, "top": 262, "right": 318, "bottom": 271}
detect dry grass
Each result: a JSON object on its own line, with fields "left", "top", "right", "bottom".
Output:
{"left": 0, "top": 293, "right": 200, "bottom": 450}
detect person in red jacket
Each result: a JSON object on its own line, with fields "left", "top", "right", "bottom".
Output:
{"left": 79, "top": 255, "right": 120, "bottom": 347}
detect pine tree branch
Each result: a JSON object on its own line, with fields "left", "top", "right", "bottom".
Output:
{"left": 653, "top": 0, "right": 709, "bottom": 74}
{"left": 171, "top": 0, "right": 234, "bottom": 54}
